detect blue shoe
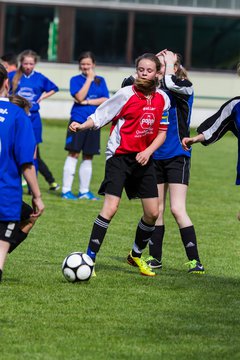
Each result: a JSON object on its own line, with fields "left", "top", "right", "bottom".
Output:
{"left": 185, "top": 259, "right": 205, "bottom": 274}
{"left": 78, "top": 191, "right": 100, "bottom": 200}
{"left": 61, "top": 191, "right": 78, "bottom": 200}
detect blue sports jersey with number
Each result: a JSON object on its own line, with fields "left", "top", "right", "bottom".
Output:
{"left": 70, "top": 74, "right": 109, "bottom": 123}
{"left": 0, "top": 98, "right": 36, "bottom": 221}
{"left": 8, "top": 70, "right": 59, "bottom": 113}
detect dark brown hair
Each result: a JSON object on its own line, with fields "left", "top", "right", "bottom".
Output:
{"left": 78, "top": 51, "right": 101, "bottom": 85}
{"left": 0, "top": 63, "right": 8, "bottom": 88}
{"left": 134, "top": 53, "right": 160, "bottom": 95}
{"left": 1, "top": 52, "right": 18, "bottom": 67}
{"left": 135, "top": 53, "right": 161, "bottom": 73}
{"left": 9, "top": 94, "right": 31, "bottom": 114}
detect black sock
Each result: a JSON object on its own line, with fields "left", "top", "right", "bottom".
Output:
{"left": 0, "top": 269, "right": 2, "bottom": 282}
{"left": 8, "top": 230, "right": 28, "bottom": 253}
{"left": 149, "top": 225, "right": 165, "bottom": 261}
{"left": 132, "top": 218, "right": 155, "bottom": 258}
{"left": 86, "top": 215, "right": 110, "bottom": 260}
{"left": 180, "top": 225, "right": 200, "bottom": 262}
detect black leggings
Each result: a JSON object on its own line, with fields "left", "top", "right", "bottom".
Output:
{"left": 37, "top": 146, "right": 55, "bottom": 184}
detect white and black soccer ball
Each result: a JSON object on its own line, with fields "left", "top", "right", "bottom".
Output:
{"left": 62, "top": 252, "right": 94, "bottom": 282}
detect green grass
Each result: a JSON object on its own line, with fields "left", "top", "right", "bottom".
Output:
{"left": 1, "top": 121, "right": 240, "bottom": 360}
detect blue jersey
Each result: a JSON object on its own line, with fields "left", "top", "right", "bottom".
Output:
{"left": 153, "top": 75, "right": 194, "bottom": 160}
{"left": 0, "top": 98, "right": 36, "bottom": 221}
{"left": 70, "top": 74, "right": 109, "bottom": 123}
{"left": 8, "top": 70, "right": 59, "bottom": 113}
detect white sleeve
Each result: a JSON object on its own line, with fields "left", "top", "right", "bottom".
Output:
{"left": 157, "top": 89, "right": 171, "bottom": 111}
{"left": 90, "top": 87, "right": 133, "bottom": 129}
{"left": 163, "top": 75, "right": 193, "bottom": 96}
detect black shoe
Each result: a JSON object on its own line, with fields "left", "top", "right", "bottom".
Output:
{"left": 185, "top": 259, "right": 205, "bottom": 274}
{"left": 144, "top": 256, "right": 162, "bottom": 269}
{"left": 49, "top": 182, "right": 60, "bottom": 191}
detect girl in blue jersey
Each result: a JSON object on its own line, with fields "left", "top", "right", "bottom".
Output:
{"left": 146, "top": 50, "right": 204, "bottom": 274}
{"left": 62, "top": 51, "right": 109, "bottom": 200}
{"left": 0, "top": 64, "right": 44, "bottom": 282}
{"left": 121, "top": 50, "right": 204, "bottom": 273}
{"left": 9, "top": 49, "right": 60, "bottom": 191}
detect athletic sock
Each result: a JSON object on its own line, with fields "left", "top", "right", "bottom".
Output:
{"left": 8, "top": 230, "right": 28, "bottom": 253}
{"left": 62, "top": 156, "right": 78, "bottom": 193}
{"left": 86, "top": 215, "right": 111, "bottom": 261}
{"left": 180, "top": 225, "right": 200, "bottom": 262}
{"left": 131, "top": 218, "right": 155, "bottom": 258}
{"left": 149, "top": 225, "right": 165, "bottom": 261}
{"left": 79, "top": 159, "right": 92, "bottom": 194}
{"left": 0, "top": 269, "right": 2, "bottom": 282}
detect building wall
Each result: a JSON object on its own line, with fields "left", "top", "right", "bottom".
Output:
{"left": 1, "top": 2, "right": 240, "bottom": 70}
{"left": 37, "top": 62, "right": 240, "bottom": 126}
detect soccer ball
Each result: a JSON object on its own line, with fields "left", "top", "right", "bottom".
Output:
{"left": 62, "top": 252, "right": 94, "bottom": 282}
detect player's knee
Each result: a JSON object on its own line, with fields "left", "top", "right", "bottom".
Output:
{"left": 69, "top": 152, "right": 79, "bottom": 159}
{"left": 170, "top": 205, "right": 185, "bottom": 220}
{"left": 101, "top": 203, "right": 119, "bottom": 220}
{"left": 144, "top": 209, "right": 159, "bottom": 224}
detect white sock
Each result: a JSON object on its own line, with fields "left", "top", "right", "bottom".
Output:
{"left": 79, "top": 159, "right": 92, "bottom": 194}
{"left": 62, "top": 156, "right": 78, "bottom": 193}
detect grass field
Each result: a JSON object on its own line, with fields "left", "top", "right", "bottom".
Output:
{"left": 1, "top": 120, "right": 240, "bottom": 360}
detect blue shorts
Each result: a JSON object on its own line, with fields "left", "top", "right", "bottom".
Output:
{"left": 65, "top": 122, "right": 100, "bottom": 155}
{"left": 30, "top": 111, "right": 42, "bottom": 144}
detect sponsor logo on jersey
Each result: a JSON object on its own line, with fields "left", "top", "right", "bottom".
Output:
{"left": 140, "top": 113, "right": 155, "bottom": 129}
{"left": 0, "top": 116, "right": 5, "bottom": 122}
{"left": 18, "top": 87, "right": 36, "bottom": 102}
{"left": 143, "top": 106, "right": 155, "bottom": 111}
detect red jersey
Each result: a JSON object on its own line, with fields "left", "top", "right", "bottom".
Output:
{"left": 90, "top": 85, "right": 170, "bottom": 159}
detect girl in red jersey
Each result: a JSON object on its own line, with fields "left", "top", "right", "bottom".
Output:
{"left": 69, "top": 53, "right": 170, "bottom": 277}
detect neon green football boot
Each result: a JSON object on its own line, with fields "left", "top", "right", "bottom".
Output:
{"left": 185, "top": 259, "right": 205, "bottom": 274}
{"left": 127, "top": 251, "right": 156, "bottom": 277}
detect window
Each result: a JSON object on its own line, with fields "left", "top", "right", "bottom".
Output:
{"left": 74, "top": 9, "right": 128, "bottom": 64}
{"left": 5, "top": 5, "right": 54, "bottom": 60}
{"left": 192, "top": 16, "right": 240, "bottom": 70}
{"left": 134, "top": 13, "right": 186, "bottom": 62}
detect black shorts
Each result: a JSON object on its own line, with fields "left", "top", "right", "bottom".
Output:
{"left": 98, "top": 154, "right": 158, "bottom": 200}
{"left": 0, "top": 221, "right": 19, "bottom": 244}
{"left": 154, "top": 156, "right": 191, "bottom": 185}
{"left": 65, "top": 122, "right": 100, "bottom": 155}
{"left": 21, "top": 202, "right": 33, "bottom": 221}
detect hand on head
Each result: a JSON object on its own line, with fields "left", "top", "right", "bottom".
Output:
{"left": 156, "top": 49, "right": 177, "bottom": 64}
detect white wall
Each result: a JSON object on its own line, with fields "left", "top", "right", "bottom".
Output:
{"left": 37, "top": 62, "right": 239, "bottom": 127}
